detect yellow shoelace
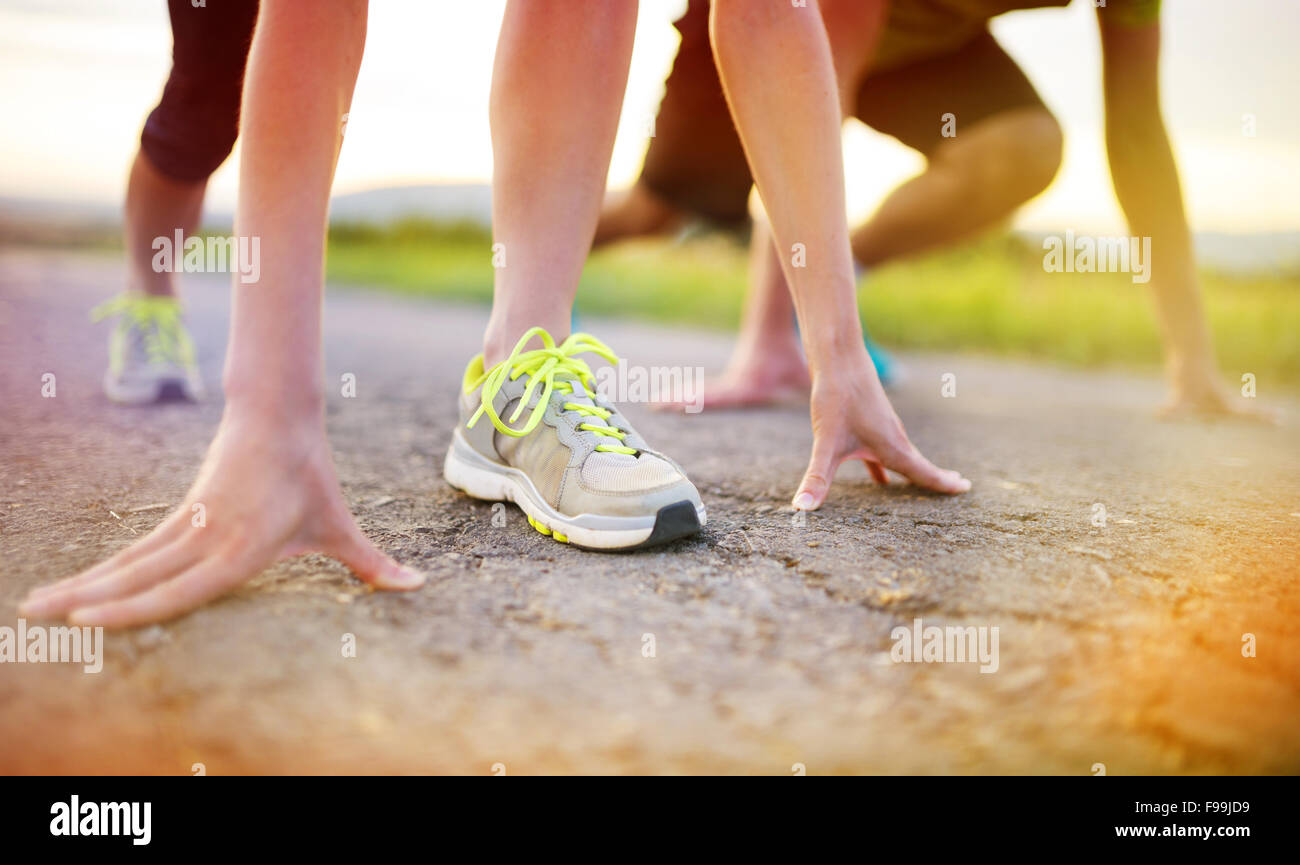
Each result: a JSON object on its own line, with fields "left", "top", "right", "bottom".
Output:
{"left": 92, "top": 293, "right": 196, "bottom": 367}
{"left": 466, "top": 327, "right": 637, "bottom": 456}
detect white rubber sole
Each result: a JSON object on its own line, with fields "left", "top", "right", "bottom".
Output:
{"left": 443, "top": 429, "right": 704, "bottom": 551}
{"left": 104, "top": 371, "right": 203, "bottom": 405}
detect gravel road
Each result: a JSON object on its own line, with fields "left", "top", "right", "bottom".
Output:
{"left": 1, "top": 249, "right": 1297, "bottom": 774}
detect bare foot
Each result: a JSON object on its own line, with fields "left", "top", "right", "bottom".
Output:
{"left": 654, "top": 348, "right": 811, "bottom": 411}
{"left": 20, "top": 413, "right": 423, "bottom": 628}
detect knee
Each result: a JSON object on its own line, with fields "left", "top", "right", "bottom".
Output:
{"left": 1004, "top": 109, "right": 1064, "bottom": 197}
{"left": 934, "top": 108, "right": 1063, "bottom": 209}
{"left": 140, "top": 75, "right": 242, "bottom": 182}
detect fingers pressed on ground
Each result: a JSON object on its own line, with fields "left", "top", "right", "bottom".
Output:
{"left": 794, "top": 439, "right": 840, "bottom": 511}
{"left": 68, "top": 554, "right": 254, "bottom": 629}
{"left": 26, "top": 510, "right": 190, "bottom": 600}
{"left": 328, "top": 527, "right": 425, "bottom": 591}
{"left": 20, "top": 538, "right": 203, "bottom": 620}
{"left": 890, "top": 445, "right": 970, "bottom": 494}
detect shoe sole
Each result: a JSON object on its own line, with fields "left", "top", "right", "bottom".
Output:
{"left": 104, "top": 373, "right": 203, "bottom": 405}
{"left": 443, "top": 429, "right": 704, "bottom": 551}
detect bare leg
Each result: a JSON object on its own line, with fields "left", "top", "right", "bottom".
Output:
{"left": 483, "top": 0, "right": 637, "bottom": 365}
{"left": 656, "top": 219, "right": 809, "bottom": 410}
{"left": 592, "top": 183, "right": 685, "bottom": 249}
{"left": 685, "top": 108, "right": 1061, "bottom": 410}
{"left": 681, "top": 0, "right": 1058, "bottom": 411}
{"left": 23, "top": 0, "right": 422, "bottom": 628}
{"left": 123, "top": 151, "right": 207, "bottom": 297}
{"left": 852, "top": 108, "right": 1061, "bottom": 265}
{"left": 1095, "top": 12, "right": 1266, "bottom": 420}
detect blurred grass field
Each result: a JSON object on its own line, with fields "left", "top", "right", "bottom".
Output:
{"left": 326, "top": 219, "right": 1300, "bottom": 389}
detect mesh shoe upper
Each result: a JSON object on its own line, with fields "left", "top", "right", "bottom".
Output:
{"left": 458, "top": 329, "right": 702, "bottom": 519}
{"left": 93, "top": 293, "right": 200, "bottom": 383}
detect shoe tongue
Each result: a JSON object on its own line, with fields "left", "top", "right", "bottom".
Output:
{"left": 506, "top": 370, "right": 617, "bottom": 446}
{"left": 555, "top": 373, "right": 597, "bottom": 407}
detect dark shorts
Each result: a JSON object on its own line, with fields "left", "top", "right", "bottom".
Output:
{"left": 640, "top": 0, "right": 1050, "bottom": 225}
{"left": 139, "top": 0, "right": 259, "bottom": 182}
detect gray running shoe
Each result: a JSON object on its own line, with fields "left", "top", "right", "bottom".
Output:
{"left": 443, "top": 328, "right": 705, "bottom": 550}
{"left": 94, "top": 293, "right": 203, "bottom": 404}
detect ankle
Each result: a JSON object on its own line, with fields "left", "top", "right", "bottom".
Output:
{"left": 483, "top": 316, "right": 571, "bottom": 367}
{"left": 126, "top": 272, "right": 178, "bottom": 299}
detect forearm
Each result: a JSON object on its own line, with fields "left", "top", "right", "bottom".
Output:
{"left": 710, "top": 0, "right": 866, "bottom": 377}
{"left": 1107, "top": 112, "right": 1193, "bottom": 275}
{"left": 1107, "top": 116, "right": 1214, "bottom": 376}
{"left": 224, "top": 0, "right": 368, "bottom": 418}
{"left": 1101, "top": 13, "right": 1216, "bottom": 381}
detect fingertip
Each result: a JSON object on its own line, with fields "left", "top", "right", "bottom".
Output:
{"left": 18, "top": 594, "right": 60, "bottom": 619}
{"left": 942, "top": 470, "right": 971, "bottom": 493}
{"left": 792, "top": 492, "right": 818, "bottom": 511}
{"left": 380, "top": 565, "right": 426, "bottom": 591}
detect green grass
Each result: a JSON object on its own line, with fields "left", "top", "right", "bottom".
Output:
{"left": 325, "top": 219, "right": 1300, "bottom": 387}
{"left": 321, "top": 219, "right": 1297, "bottom": 389}
{"left": 20, "top": 215, "right": 1292, "bottom": 386}
{"left": 864, "top": 236, "right": 1300, "bottom": 387}
{"left": 326, "top": 219, "right": 751, "bottom": 327}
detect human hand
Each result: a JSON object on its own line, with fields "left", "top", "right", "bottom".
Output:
{"left": 20, "top": 413, "right": 423, "bottom": 628}
{"left": 793, "top": 348, "right": 970, "bottom": 509}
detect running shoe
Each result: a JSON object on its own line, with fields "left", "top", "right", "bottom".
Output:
{"left": 93, "top": 292, "right": 203, "bottom": 404}
{"left": 444, "top": 328, "right": 705, "bottom": 550}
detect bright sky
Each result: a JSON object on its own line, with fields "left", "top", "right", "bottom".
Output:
{"left": 1, "top": 0, "right": 1297, "bottom": 233}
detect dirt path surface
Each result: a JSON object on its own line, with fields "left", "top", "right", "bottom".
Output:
{"left": 2, "top": 249, "right": 1297, "bottom": 775}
